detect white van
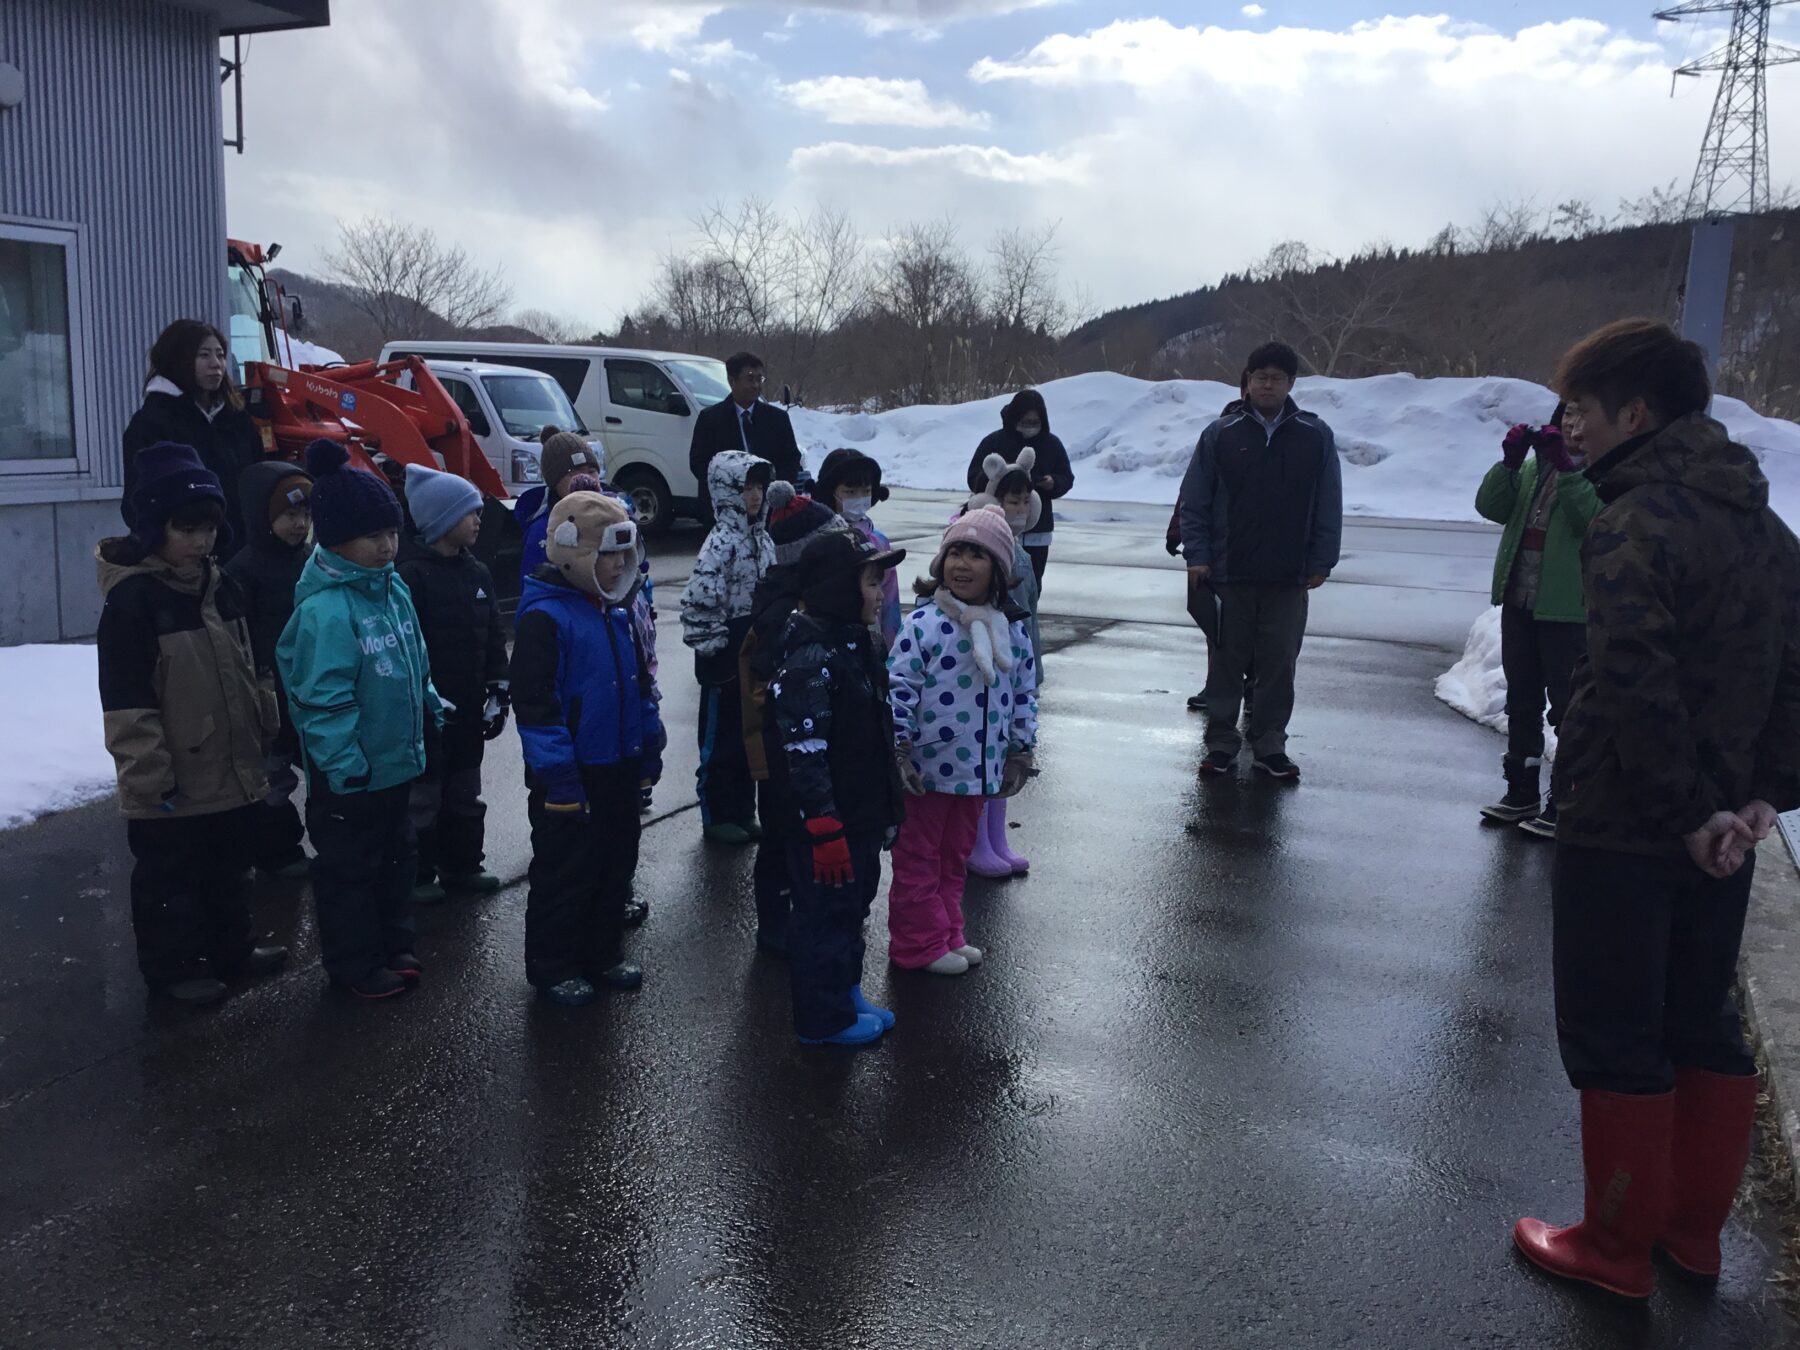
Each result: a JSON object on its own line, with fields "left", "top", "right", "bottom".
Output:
{"left": 396, "top": 359, "right": 599, "bottom": 497}
{"left": 379, "top": 340, "right": 734, "bottom": 532}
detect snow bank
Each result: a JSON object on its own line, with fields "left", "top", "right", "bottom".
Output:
{"left": 2, "top": 644, "right": 114, "bottom": 829}
{"left": 275, "top": 332, "right": 344, "bottom": 368}
{"left": 791, "top": 371, "right": 1800, "bottom": 526}
{"left": 1432, "top": 606, "right": 1558, "bottom": 757}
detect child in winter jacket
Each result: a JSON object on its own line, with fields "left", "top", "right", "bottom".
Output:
{"left": 516, "top": 427, "right": 606, "bottom": 582}
{"left": 224, "top": 460, "right": 314, "bottom": 878}
{"left": 740, "top": 484, "right": 852, "bottom": 954}
{"left": 511, "top": 492, "right": 664, "bottom": 1005}
{"left": 773, "top": 529, "right": 908, "bottom": 1045}
{"left": 399, "top": 463, "right": 510, "bottom": 900}
{"left": 960, "top": 452, "right": 1044, "bottom": 878}
{"left": 97, "top": 441, "right": 289, "bottom": 1004}
{"left": 278, "top": 440, "right": 443, "bottom": 1001}
{"left": 886, "top": 506, "right": 1038, "bottom": 975}
{"left": 815, "top": 447, "right": 902, "bottom": 651}
{"left": 681, "top": 449, "right": 775, "bottom": 843}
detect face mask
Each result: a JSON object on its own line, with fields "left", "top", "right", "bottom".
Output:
{"left": 841, "top": 494, "right": 873, "bottom": 520}
{"left": 1016, "top": 421, "right": 1042, "bottom": 439}
{"left": 1005, "top": 510, "right": 1030, "bottom": 534}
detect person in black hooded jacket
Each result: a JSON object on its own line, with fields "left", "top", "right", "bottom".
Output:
{"left": 122, "top": 321, "right": 266, "bottom": 561}
{"left": 398, "top": 464, "right": 510, "bottom": 900}
{"left": 224, "top": 459, "right": 315, "bottom": 876}
{"left": 965, "top": 388, "right": 1074, "bottom": 586}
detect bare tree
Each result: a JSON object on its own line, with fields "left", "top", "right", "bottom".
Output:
{"left": 323, "top": 216, "right": 512, "bottom": 343}
{"left": 1463, "top": 199, "right": 1543, "bottom": 252}
{"left": 874, "top": 218, "right": 982, "bottom": 404}
{"left": 1550, "top": 199, "right": 1605, "bottom": 239}
{"left": 693, "top": 197, "right": 788, "bottom": 338}
{"left": 1238, "top": 240, "right": 1414, "bottom": 377}
{"left": 782, "top": 205, "right": 870, "bottom": 398}
{"left": 512, "top": 309, "right": 595, "bottom": 344}
{"left": 1619, "top": 180, "right": 1690, "bottom": 227}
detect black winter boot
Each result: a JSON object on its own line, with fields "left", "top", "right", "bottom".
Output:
{"left": 1481, "top": 755, "right": 1541, "bottom": 824}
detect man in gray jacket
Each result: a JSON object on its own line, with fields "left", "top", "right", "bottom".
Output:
{"left": 1180, "top": 341, "right": 1343, "bottom": 782}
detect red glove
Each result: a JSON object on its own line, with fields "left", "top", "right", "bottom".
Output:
{"left": 805, "top": 816, "right": 854, "bottom": 886}
{"left": 1534, "top": 424, "right": 1576, "bottom": 473}
{"left": 1501, "top": 423, "right": 1534, "bottom": 469}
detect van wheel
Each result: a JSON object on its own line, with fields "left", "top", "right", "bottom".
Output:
{"left": 615, "top": 468, "right": 673, "bottom": 536}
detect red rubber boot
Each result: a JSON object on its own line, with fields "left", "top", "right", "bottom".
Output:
{"left": 1514, "top": 1088, "right": 1675, "bottom": 1299}
{"left": 1658, "top": 1068, "right": 1761, "bottom": 1278}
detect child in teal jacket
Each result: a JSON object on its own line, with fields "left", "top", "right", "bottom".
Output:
{"left": 278, "top": 440, "right": 443, "bottom": 1000}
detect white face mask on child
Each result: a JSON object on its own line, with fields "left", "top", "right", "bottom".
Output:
{"left": 840, "top": 494, "right": 873, "bottom": 520}
{"left": 1005, "top": 509, "right": 1030, "bottom": 534}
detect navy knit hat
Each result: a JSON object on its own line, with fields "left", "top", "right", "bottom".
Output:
{"left": 129, "top": 441, "right": 227, "bottom": 551}
{"left": 305, "top": 438, "right": 403, "bottom": 548}
{"left": 404, "top": 462, "right": 482, "bottom": 544}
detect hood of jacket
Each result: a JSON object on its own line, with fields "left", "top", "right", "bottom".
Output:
{"left": 292, "top": 542, "right": 399, "bottom": 605}
{"left": 236, "top": 459, "right": 312, "bottom": 555}
{"left": 708, "top": 449, "right": 773, "bottom": 518}
{"left": 96, "top": 536, "right": 206, "bottom": 598}
{"left": 1000, "top": 389, "right": 1050, "bottom": 439}
{"left": 1588, "top": 412, "right": 1771, "bottom": 512}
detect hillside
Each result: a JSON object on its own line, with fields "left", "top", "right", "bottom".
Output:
{"left": 269, "top": 268, "right": 553, "bottom": 363}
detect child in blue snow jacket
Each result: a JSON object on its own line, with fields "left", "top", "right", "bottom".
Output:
{"left": 510, "top": 491, "right": 664, "bottom": 1006}
{"left": 885, "top": 505, "right": 1038, "bottom": 977}
{"left": 815, "top": 447, "right": 902, "bottom": 652}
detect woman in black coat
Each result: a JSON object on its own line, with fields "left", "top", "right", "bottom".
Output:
{"left": 122, "top": 320, "right": 264, "bottom": 561}
{"left": 965, "top": 388, "right": 1074, "bottom": 585}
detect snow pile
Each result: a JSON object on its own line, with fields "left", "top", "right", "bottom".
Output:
{"left": 2, "top": 644, "right": 114, "bottom": 829}
{"left": 790, "top": 371, "right": 1800, "bottom": 526}
{"left": 275, "top": 332, "right": 344, "bottom": 368}
{"left": 1433, "top": 607, "right": 1558, "bottom": 758}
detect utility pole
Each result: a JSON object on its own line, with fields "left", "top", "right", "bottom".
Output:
{"left": 1653, "top": 0, "right": 1800, "bottom": 373}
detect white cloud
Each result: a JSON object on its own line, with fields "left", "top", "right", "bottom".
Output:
{"left": 1241, "top": 4, "right": 1264, "bottom": 16}
{"left": 629, "top": 6, "right": 720, "bottom": 52}
{"left": 779, "top": 75, "right": 990, "bottom": 128}
{"left": 790, "top": 140, "right": 1085, "bottom": 184}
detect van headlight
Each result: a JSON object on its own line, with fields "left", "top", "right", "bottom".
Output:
{"left": 512, "top": 450, "right": 543, "bottom": 482}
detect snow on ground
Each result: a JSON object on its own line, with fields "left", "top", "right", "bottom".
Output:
{"left": 790, "top": 371, "right": 1800, "bottom": 526}
{"left": 1434, "top": 606, "right": 1558, "bottom": 759}
{"left": 274, "top": 332, "right": 344, "bottom": 367}
{"left": 2, "top": 644, "right": 113, "bottom": 829}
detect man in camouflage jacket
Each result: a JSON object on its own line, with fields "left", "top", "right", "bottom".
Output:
{"left": 1513, "top": 319, "right": 1800, "bottom": 1302}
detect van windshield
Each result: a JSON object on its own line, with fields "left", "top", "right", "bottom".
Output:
{"left": 480, "top": 373, "right": 589, "bottom": 438}
{"left": 664, "top": 358, "right": 731, "bottom": 406}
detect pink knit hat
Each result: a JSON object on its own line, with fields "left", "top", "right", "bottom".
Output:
{"left": 932, "top": 503, "right": 1015, "bottom": 579}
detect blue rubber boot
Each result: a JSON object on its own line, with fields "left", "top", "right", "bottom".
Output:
{"left": 851, "top": 984, "right": 896, "bottom": 1031}
{"left": 798, "top": 1012, "right": 885, "bottom": 1046}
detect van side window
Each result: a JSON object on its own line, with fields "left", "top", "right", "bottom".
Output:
{"left": 494, "top": 355, "right": 590, "bottom": 402}
{"left": 438, "top": 377, "right": 490, "bottom": 437}
{"left": 605, "top": 359, "right": 684, "bottom": 416}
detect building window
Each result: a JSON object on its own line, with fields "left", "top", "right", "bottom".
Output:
{"left": 0, "top": 219, "right": 87, "bottom": 477}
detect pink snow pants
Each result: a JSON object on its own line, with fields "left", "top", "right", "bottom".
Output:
{"left": 887, "top": 791, "right": 984, "bottom": 969}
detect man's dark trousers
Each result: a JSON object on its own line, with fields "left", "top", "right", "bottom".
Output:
{"left": 1552, "top": 842, "right": 1758, "bottom": 1094}
{"left": 1205, "top": 583, "right": 1308, "bottom": 756}
{"left": 307, "top": 780, "right": 417, "bottom": 984}
{"left": 784, "top": 830, "right": 882, "bottom": 1039}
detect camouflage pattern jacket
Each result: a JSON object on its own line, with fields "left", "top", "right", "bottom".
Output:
{"left": 1554, "top": 413, "right": 1800, "bottom": 858}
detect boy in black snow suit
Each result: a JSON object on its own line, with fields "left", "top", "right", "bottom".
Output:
{"left": 225, "top": 460, "right": 314, "bottom": 877}
{"left": 399, "top": 464, "right": 510, "bottom": 900}
{"left": 772, "top": 529, "right": 907, "bottom": 1046}
{"left": 740, "top": 484, "right": 851, "bottom": 954}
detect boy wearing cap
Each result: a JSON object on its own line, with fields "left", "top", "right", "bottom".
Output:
{"left": 511, "top": 492, "right": 663, "bottom": 1006}
{"left": 97, "top": 441, "right": 290, "bottom": 1004}
{"left": 278, "top": 440, "right": 444, "bottom": 1001}
{"left": 771, "top": 529, "right": 908, "bottom": 1045}
{"left": 399, "top": 464, "right": 510, "bottom": 901}
{"left": 226, "top": 460, "right": 314, "bottom": 878}
{"left": 517, "top": 426, "right": 606, "bottom": 584}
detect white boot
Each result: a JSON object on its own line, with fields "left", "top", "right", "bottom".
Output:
{"left": 924, "top": 951, "right": 971, "bottom": 976}
{"left": 953, "top": 944, "right": 984, "bottom": 967}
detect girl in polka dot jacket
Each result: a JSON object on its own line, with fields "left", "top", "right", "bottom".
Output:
{"left": 885, "top": 505, "right": 1038, "bottom": 976}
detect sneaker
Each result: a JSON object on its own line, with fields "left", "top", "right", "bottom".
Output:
{"left": 244, "top": 945, "right": 289, "bottom": 977}
{"left": 623, "top": 898, "right": 650, "bottom": 928}
{"left": 1518, "top": 800, "right": 1558, "bottom": 840}
{"left": 1199, "top": 749, "right": 1237, "bottom": 776}
{"left": 388, "top": 951, "right": 424, "bottom": 982}
{"left": 1480, "top": 787, "right": 1541, "bottom": 824}
{"left": 703, "top": 822, "right": 753, "bottom": 846}
{"left": 952, "top": 944, "right": 985, "bottom": 968}
{"left": 411, "top": 880, "right": 448, "bottom": 904}
{"left": 441, "top": 870, "right": 502, "bottom": 895}
{"left": 540, "top": 977, "right": 596, "bottom": 1007}
{"left": 1186, "top": 692, "right": 1206, "bottom": 712}
{"left": 923, "top": 951, "right": 971, "bottom": 976}
{"left": 344, "top": 969, "right": 408, "bottom": 1000}
{"left": 798, "top": 1012, "right": 886, "bottom": 1047}
{"left": 1253, "top": 753, "right": 1301, "bottom": 782}
{"left": 851, "top": 983, "right": 896, "bottom": 1031}
{"left": 161, "top": 977, "right": 228, "bottom": 1005}
{"left": 596, "top": 961, "right": 643, "bottom": 991}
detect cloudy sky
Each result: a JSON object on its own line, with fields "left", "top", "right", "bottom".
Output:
{"left": 223, "top": 0, "right": 1800, "bottom": 330}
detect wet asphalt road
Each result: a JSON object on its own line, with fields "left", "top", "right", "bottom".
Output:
{"left": 3, "top": 495, "right": 1794, "bottom": 1348}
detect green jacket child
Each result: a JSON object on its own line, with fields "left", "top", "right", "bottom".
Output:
{"left": 1476, "top": 450, "right": 1602, "bottom": 624}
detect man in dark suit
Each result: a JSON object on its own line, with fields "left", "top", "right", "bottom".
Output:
{"left": 689, "top": 352, "right": 806, "bottom": 498}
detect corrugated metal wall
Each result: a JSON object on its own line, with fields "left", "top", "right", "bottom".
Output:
{"left": 0, "top": 0, "right": 228, "bottom": 493}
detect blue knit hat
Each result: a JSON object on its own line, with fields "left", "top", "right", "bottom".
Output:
{"left": 129, "top": 441, "right": 227, "bottom": 551}
{"left": 404, "top": 462, "right": 482, "bottom": 545}
{"left": 305, "top": 439, "right": 402, "bottom": 548}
